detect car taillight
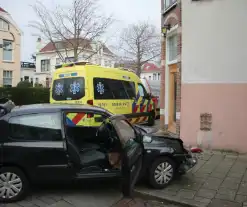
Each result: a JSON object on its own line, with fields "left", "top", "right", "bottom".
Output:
{"left": 87, "top": 100, "right": 93, "bottom": 105}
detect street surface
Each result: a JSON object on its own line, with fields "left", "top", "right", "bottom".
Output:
{"left": 0, "top": 180, "right": 183, "bottom": 207}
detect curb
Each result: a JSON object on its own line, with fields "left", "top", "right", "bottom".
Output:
{"left": 134, "top": 190, "right": 199, "bottom": 207}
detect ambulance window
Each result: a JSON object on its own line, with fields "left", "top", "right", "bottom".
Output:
{"left": 93, "top": 78, "right": 114, "bottom": 99}
{"left": 122, "top": 81, "right": 136, "bottom": 98}
{"left": 107, "top": 79, "right": 128, "bottom": 99}
{"left": 138, "top": 83, "right": 147, "bottom": 97}
{"left": 52, "top": 77, "right": 85, "bottom": 101}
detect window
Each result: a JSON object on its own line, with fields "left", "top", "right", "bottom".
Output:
{"left": 168, "top": 35, "right": 178, "bottom": 62}
{"left": 138, "top": 83, "right": 147, "bottom": 97}
{"left": 0, "top": 18, "right": 9, "bottom": 31}
{"left": 9, "top": 113, "right": 62, "bottom": 141}
{"left": 122, "top": 81, "right": 136, "bottom": 98}
{"left": 158, "top": 73, "right": 160, "bottom": 80}
{"left": 93, "top": 78, "right": 114, "bottom": 100}
{"left": 30, "top": 78, "right": 33, "bottom": 85}
{"left": 93, "top": 78, "right": 135, "bottom": 100}
{"left": 52, "top": 77, "right": 85, "bottom": 101}
{"left": 41, "top": 60, "right": 50, "bottom": 72}
{"left": 20, "top": 78, "right": 23, "bottom": 81}
{"left": 153, "top": 74, "right": 157, "bottom": 80}
{"left": 24, "top": 76, "right": 29, "bottom": 81}
{"left": 112, "top": 119, "right": 136, "bottom": 146}
{"left": 3, "top": 40, "right": 13, "bottom": 61}
{"left": 164, "top": 0, "right": 177, "bottom": 10}
{"left": 107, "top": 79, "right": 128, "bottom": 99}
{"left": 149, "top": 76, "right": 151, "bottom": 80}
{"left": 65, "top": 57, "right": 74, "bottom": 63}
{"left": 35, "top": 77, "right": 39, "bottom": 83}
{"left": 3, "top": 70, "right": 12, "bottom": 86}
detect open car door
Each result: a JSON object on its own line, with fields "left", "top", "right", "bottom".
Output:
{"left": 110, "top": 115, "right": 143, "bottom": 197}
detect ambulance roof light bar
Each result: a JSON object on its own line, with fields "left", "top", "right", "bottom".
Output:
{"left": 55, "top": 61, "right": 93, "bottom": 69}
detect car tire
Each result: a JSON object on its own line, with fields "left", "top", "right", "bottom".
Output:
{"left": 147, "top": 111, "right": 155, "bottom": 126}
{"left": 0, "top": 167, "right": 29, "bottom": 203}
{"left": 148, "top": 157, "right": 176, "bottom": 189}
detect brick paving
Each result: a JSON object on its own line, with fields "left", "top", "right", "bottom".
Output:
{"left": 136, "top": 152, "right": 247, "bottom": 207}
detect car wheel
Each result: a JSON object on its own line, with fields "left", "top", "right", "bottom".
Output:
{"left": 0, "top": 167, "right": 29, "bottom": 203}
{"left": 148, "top": 157, "right": 176, "bottom": 189}
{"left": 147, "top": 111, "right": 155, "bottom": 126}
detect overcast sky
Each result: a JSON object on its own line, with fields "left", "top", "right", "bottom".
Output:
{"left": 1, "top": 0, "right": 161, "bottom": 61}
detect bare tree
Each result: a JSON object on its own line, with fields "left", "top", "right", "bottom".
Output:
{"left": 29, "top": 0, "right": 114, "bottom": 62}
{"left": 118, "top": 21, "right": 160, "bottom": 76}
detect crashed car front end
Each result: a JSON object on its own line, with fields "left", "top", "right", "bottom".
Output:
{"left": 134, "top": 125, "right": 201, "bottom": 176}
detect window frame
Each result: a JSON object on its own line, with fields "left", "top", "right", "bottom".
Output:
{"left": 3, "top": 70, "right": 13, "bottom": 87}
{"left": 3, "top": 40, "right": 13, "bottom": 61}
{"left": 0, "top": 18, "right": 9, "bottom": 31}
{"left": 41, "top": 59, "right": 50, "bottom": 72}
{"left": 164, "top": 0, "right": 177, "bottom": 11}
{"left": 8, "top": 112, "right": 63, "bottom": 142}
{"left": 167, "top": 34, "right": 178, "bottom": 62}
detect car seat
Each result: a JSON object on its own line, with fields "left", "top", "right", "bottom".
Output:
{"left": 66, "top": 137, "right": 108, "bottom": 170}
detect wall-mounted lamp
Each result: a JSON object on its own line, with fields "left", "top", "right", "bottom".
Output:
{"left": 161, "top": 24, "right": 171, "bottom": 36}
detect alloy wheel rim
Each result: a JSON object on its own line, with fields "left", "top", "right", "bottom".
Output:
{"left": 0, "top": 172, "right": 22, "bottom": 199}
{"left": 154, "top": 162, "right": 173, "bottom": 184}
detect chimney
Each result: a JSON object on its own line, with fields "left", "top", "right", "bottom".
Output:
{"left": 36, "top": 37, "right": 43, "bottom": 53}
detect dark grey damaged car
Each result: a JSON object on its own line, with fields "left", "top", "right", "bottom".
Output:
{"left": 0, "top": 101, "right": 200, "bottom": 202}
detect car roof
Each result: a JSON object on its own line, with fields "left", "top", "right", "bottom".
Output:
{"left": 10, "top": 104, "right": 109, "bottom": 116}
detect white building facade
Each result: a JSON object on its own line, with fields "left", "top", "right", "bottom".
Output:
{"left": 35, "top": 39, "right": 115, "bottom": 87}
{"left": 140, "top": 62, "right": 161, "bottom": 81}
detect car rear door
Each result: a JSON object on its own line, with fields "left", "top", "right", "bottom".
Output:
{"left": 110, "top": 115, "right": 143, "bottom": 197}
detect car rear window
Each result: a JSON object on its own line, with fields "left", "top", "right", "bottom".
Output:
{"left": 52, "top": 77, "right": 85, "bottom": 101}
{"left": 93, "top": 78, "right": 136, "bottom": 100}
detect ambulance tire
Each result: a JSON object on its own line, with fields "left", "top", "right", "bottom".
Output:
{"left": 147, "top": 111, "right": 155, "bottom": 126}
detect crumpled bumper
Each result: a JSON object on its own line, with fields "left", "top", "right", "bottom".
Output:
{"left": 178, "top": 152, "right": 199, "bottom": 174}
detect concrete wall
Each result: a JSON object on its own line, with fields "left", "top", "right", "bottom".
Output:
{"left": 181, "top": 0, "right": 247, "bottom": 152}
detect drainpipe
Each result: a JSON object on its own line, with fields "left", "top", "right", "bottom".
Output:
{"left": 159, "top": 34, "right": 166, "bottom": 132}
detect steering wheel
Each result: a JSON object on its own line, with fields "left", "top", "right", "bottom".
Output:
{"left": 96, "top": 121, "right": 115, "bottom": 147}
{"left": 0, "top": 106, "right": 8, "bottom": 117}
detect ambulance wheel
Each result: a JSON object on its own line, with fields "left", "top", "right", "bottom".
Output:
{"left": 148, "top": 111, "right": 155, "bottom": 126}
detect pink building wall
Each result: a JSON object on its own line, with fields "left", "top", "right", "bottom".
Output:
{"left": 180, "top": 0, "right": 247, "bottom": 152}
{"left": 180, "top": 84, "right": 247, "bottom": 153}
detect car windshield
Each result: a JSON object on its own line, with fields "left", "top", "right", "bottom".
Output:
{"left": 112, "top": 119, "right": 136, "bottom": 146}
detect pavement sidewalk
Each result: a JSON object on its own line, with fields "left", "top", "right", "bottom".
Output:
{"left": 135, "top": 151, "right": 247, "bottom": 207}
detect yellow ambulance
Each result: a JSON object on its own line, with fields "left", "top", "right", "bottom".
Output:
{"left": 50, "top": 62, "right": 156, "bottom": 126}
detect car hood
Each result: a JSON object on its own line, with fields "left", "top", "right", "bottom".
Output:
{"left": 134, "top": 124, "right": 183, "bottom": 145}
{"left": 135, "top": 124, "right": 159, "bottom": 135}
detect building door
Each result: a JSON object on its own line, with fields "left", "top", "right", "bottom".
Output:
{"left": 168, "top": 64, "right": 177, "bottom": 133}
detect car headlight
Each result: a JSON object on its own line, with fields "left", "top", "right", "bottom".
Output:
{"left": 143, "top": 135, "right": 152, "bottom": 143}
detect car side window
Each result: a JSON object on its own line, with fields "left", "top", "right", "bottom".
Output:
{"left": 138, "top": 83, "right": 147, "bottom": 97}
{"left": 9, "top": 113, "right": 62, "bottom": 141}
